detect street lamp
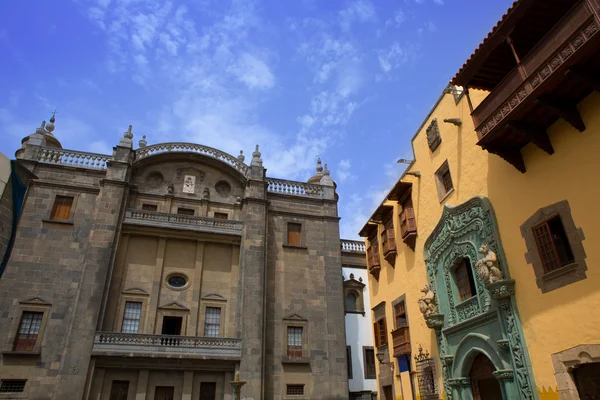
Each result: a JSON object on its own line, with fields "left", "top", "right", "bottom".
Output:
{"left": 376, "top": 352, "right": 394, "bottom": 371}
{"left": 397, "top": 158, "right": 413, "bottom": 164}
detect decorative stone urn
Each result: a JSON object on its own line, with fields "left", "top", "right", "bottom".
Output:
{"left": 424, "top": 313, "right": 445, "bottom": 330}
{"left": 487, "top": 279, "right": 516, "bottom": 300}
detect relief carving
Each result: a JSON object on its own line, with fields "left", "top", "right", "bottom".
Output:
{"left": 475, "top": 244, "right": 503, "bottom": 286}
{"left": 426, "top": 119, "right": 442, "bottom": 152}
{"left": 418, "top": 285, "right": 438, "bottom": 317}
{"left": 183, "top": 175, "right": 196, "bottom": 194}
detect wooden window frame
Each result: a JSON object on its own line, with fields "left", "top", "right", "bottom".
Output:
{"left": 50, "top": 195, "right": 74, "bottom": 221}
{"left": 13, "top": 311, "right": 43, "bottom": 351}
{"left": 43, "top": 191, "right": 81, "bottom": 225}
{"left": 286, "top": 222, "right": 302, "bottom": 247}
{"left": 521, "top": 200, "right": 587, "bottom": 293}
{"left": 373, "top": 318, "right": 388, "bottom": 348}
{"left": 284, "top": 220, "right": 307, "bottom": 248}
{"left": 199, "top": 296, "right": 227, "bottom": 338}
{"left": 3, "top": 299, "right": 51, "bottom": 355}
{"left": 287, "top": 326, "right": 303, "bottom": 360}
{"left": 434, "top": 160, "right": 454, "bottom": 202}
{"left": 363, "top": 346, "right": 377, "bottom": 379}
{"left": 282, "top": 315, "right": 308, "bottom": 364}
{"left": 203, "top": 307, "right": 222, "bottom": 337}
{"left": 454, "top": 258, "right": 476, "bottom": 302}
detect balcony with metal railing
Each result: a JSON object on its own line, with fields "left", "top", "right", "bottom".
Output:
{"left": 92, "top": 332, "right": 242, "bottom": 360}
{"left": 123, "top": 209, "right": 243, "bottom": 235}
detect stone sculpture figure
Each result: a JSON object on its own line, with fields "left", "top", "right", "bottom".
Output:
{"left": 475, "top": 244, "right": 503, "bottom": 285}
{"left": 418, "top": 285, "right": 438, "bottom": 317}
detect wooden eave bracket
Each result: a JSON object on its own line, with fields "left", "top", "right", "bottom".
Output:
{"left": 535, "top": 95, "right": 586, "bottom": 133}
{"left": 484, "top": 145, "right": 526, "bottom": 173}
{"left": 565, "top": 67, "right": 600, "bottom": 94}
{"left": 506, "top": 123, "right": 554, "bottom": 155}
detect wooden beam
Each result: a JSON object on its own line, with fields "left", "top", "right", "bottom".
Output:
{"left": 486, "top": 146, "right": 527, "bottom": 173}
{"left": 565, "top": 67, "right": 600, "bottom": 94}
{"left": 535, "top": 95, "right": 586, "bottom": 132}
{"left": 506, "top": 123, "right": 554, "bottom": 155}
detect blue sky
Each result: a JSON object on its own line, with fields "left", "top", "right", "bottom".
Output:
{"left": 0, "top": 0, "right": 512, "bottom": 239}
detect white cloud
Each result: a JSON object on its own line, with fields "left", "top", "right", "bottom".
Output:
{"left": 229, "top": 52, "right": 275, "bottom": 90}
{"left": 433, "top": 0, "right": 444, "bottom": 4}
{"left": 337, "top": 159, "right": 352, "bottom": 182}
{"left": 339, "top": 0, "right": 377, "bottom": 32}
{"left": 378, "top": 43, "right": 408, "bottom": 73}
{"left": 385, "top": 10, "right": 405, "bottom": 28}
{"left": 427, "top": 21, "right": 437, "bottom": 32}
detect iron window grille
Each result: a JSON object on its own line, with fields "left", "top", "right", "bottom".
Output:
{"left": 286, "top": 385, "right": 304, "bottom": 396}
{"left": 0, "top": 380, "right": 26, "bottom": 393}
{"left": 414, "top": 345, "right": 439, "bottom": 400}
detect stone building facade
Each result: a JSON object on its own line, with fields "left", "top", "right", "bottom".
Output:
{"left": 0, "top": 119, "right": 350, "bottom": 400}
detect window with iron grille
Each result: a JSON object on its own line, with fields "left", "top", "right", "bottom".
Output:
{"left": 109, "top": 380, "right": 129, "bottom": 400}
{"left": 364, "top": 347, "right": 376, "bottom": 379}
{"left": 455, "top": 258, "right": 476, "bottom": 301}
{"left": 50, "top": 195, "right": 73, "bottom": 220}
{"left": 14, "top": 311, "right": 43, "bottom": 351}
{"left": 177, "top": 207, "right": 194, "bottom": 216}
{"left": 441, "top": 170, "right": 453, "bottom": 192}
{"left": 533, "top": 215, "right": 574, "bottom": 273}
{"left": 204, "top": 307, "right": 221, "bottom": 337}
{"left": 142, "top": 203, "right": 157, "bottom": 211}
{"left": 286, "top": 385, "right": 304, "bottom": 396}
{"left": 0, "top": 380, "right": 26, "bottom": 393}
{"left": 121, "top": 302, "right": 142, "bottom": 333}
{"left": 287, "top": 327, "right": 303, "bottom": 360}
{"left": 287, "top": 223, "right": 302, "bottom": 246}
{"left": 435, "top": 161, "right": 453, "bottom": 201}
{"left": 415, "top": 347, "right": 438, "bottom": 400}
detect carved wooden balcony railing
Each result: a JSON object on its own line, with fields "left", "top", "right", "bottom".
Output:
{"left": 92, "top": 332, "right": 242, "bottom": 360}
{"left": 266, "top": 178, "right": 324, "bottom": 198}
{"left": 124, "top": 209, "right": 243, "bottom": 235}
{"left": 391, "top": 325, "right": 411, "bottom": 356}
{"left": 135, "top": 142, "right": 249, "bottom": 175}
{"left": 37, "top": 147, "right": 111, "bottom": 170}
{"left": 382, "top": 223, "right": 397, "bottom": 265}
{"left": 471, "top": 2, "right": 599, "bottom": 168}
{"left": 400, "top": 205, "right": 417, "bottom": 251}
{"left": 367, "top": 243, "right": 381, "bottom": 280}
{"left": 340, "top": 239, "right": 366, "bottom": 253}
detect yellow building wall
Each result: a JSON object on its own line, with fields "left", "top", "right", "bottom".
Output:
{"left": 367, "top": 90, "right": 600, "bottom": 399}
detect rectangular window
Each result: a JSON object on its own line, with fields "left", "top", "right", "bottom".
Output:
{"left": 142, "top": 203, "right": 158, "bottom": 211}
{"left": 394, "top": 301, "right": 407, "bottom": 329}
{"left": 121, "top": 301, "right": 142, "bottom": 333}
{"left": 199, "top": 382, "right": 217, "bottom": 400}
{"left": 373, "top": 318, "right": 387, "bottom": 347}
{"left": 364, "top": 348, "right": 376, "bottom": 379}
{"left": 533, "top": 215, "right": 575, "bottom": 273}
{"left": 347, "top": 346, "right": 353, "bottom": 379}
{"left": 435, "top": 161, "right": 454, "bottom": 200}
{"left": 204, "top": 307, "right": 221, "bottom": 337}
{"left": 287, "top": 326, "right": 303, "bottom": 360}
{"left": 287, "top": 223, "right": 302, "bottom": 246}
{"left": 456, "top": 259, "right": 476, "bottom": 301}
{"left": 50, "top": 195, "right": 73, "bottom": 220}
{"left": 0, "top": 380, "right": 26, "bottom": 393}
{"left": 214, "top": 212, "right": 228, "bottom": 220}
{"left": 109, "top": 381, "right": 129, "bottom": 400}
{"left": 441, "top": 170, "right": 453, "bottom": 192}
{"left": 154, "top": 386, "right": 174, "bottom": 400}
{"left": 177, "top": 207, "right": 195, "bottom": 216}
{"left": 14, "top": 311, "right": 43, "bottom": 351}
{"left": 286, "top": 385, "right": 304, "bottom": 396}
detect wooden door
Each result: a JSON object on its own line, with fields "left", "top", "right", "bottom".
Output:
{"left": 154, "top": 386, "right": 174, "bottom": 400}
{"left": 574, "top": 363, "right": 600, "bottom": 399}
{"left": 199, "top": 382, "right": 217, "bottom": 400}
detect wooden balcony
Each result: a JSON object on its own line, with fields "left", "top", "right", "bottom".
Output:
{"left": 92, "top": 332, "right": 242, "bottom": 360}
{"left": 382, "top": 224, "right": 397, "bottom": 265}
{"left": 391, "top": 326, "right": 411, "bottom": 356}
{"left": 453, "top": 0, "right": 600, "bottom": 172}
{"left": 367, "top": 244, "right": 381, "bottom": 280}
{"left": 400, "top": 206, "right": 417, "bottom": 251}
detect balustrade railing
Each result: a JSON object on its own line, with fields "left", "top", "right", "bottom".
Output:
{"left": 135, "top": 143, "right": 248, "bottom": 175}
{"left": 93, "top": 332, "right": 241, "bottom": 353}
{"left": 37, "top": 147, "right": 111, "bottom": 170}
{"left": 266, "top": 178, "right": 324, "bottom": 198}
{"left": 125, "top": 209, "right": 243, "bottom": 232}
{"left": 341, "top": 239, "right": 366, "bottom": 253}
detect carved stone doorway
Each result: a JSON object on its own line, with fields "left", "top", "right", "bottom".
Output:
{"left": 470, "top": 353, "right": 502, "bottom": 400}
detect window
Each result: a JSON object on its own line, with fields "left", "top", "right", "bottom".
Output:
{"left": 200, "top": 382, "right": 217, "bottom": 400}
{"left": 287, "top": 223, "right": 302, "bottom": 246}
{"left": 166, "top": 273, "right": 188, "bottom": 289}
{"left": 177, "top": 207, "right": 194, "bottom": 216}
{"left": 154, "top": 386, "right": 174, "bottom": 400}
{"left": 142, "top": 203, "right": 157, "bottom": 211}
{"left": 121, "top": 301, "right": 142, "bottom": 333}
{"left": 14, "top": 311, "right": 43, "bottom": 351}
{"left": 345, "top": 292, "right": 358, "bottom": 312}
{"left": 521, "top": 200, "right": 587, "bottom": 293}
{"left": 373, "top": 318, "right": 387, "bottom": 347}
{"left": 347, "top": 346, "right": 353, "bottom": 379}
{"left": 214, "top": 212, "right": 228, "bottom": 220}
{"left": 109, "top": 381, "right": 129, "bottom": 400}
{"left": 455, "top": 258, "right": 476, "bottom": 301}
{"left": 435, "top": 161, "right": 453, "bottom": 201}
{"left": 50, "top": 195, "right": 73, "bottom": 220}
{"left": 286, "top": 385, "right": 304, "bottom": 396}
{"left": 533, "top": 216, "right": 574, "bottom": 273}
{"left": 161, "top": 316, "right": 182, "bottom": 335}
{"left": 364, "top": 347, "right": 376, "bottom": 379}
{"left": 394, "top": 301, "right": 407, "bottom": 329}
{"left": 287, "top": 327, "right": 303, "bottom": 360}
{"left": 204, "top": 307, "right": 221, "bottom": 337}
{"left": 0, "top": 380, "right": 26, "bottom": 393}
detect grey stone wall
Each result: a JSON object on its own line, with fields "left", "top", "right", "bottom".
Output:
{"left": 0, "top": 176, "right": 13, "bottom": 263}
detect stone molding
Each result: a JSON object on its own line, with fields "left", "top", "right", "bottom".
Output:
{"left": 551, "top": 344, "right": 600, "bottom": 400}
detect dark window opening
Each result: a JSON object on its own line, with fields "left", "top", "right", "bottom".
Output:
{"left": 534, "top": 215, "right": 575, "bottom": 273}
{"left": 154, "top": 386, "right": 174, "bottom": 400}
{"left": 441, "top": 170, "right": 453, "bottom": 192}
{"left": 142, "top": 203, "right": 158, "bottom": 211}
{"left": 161, "top": 316, "right": 182, "bottom": 335}
{"left": 573, "top": 362, "right": 600, "bottom": 400}
{"left": 177, "top": 207, "right": 194, "bottom": 216}
{"left": 214, "top": 212, "right": 228, "bottom": 220}
{"left": 286, "top": 385, "right": 304, "bottom": 396}
{"left": 364, "top": 348, "right": 376, "bottom": 379}
{"left": 14, "top": 311, "right": 43, "bottom": 351}
{"left": 456, "top": 258, "right": 476, "bottom": 301}
{"left": 347, "top": 346, "right": 353, "bottom": 379}
{"left": 51, "top": 195, "right": 73, "bottom": 220}
{"left": 0, "top": 380, "right": 26, "bottom": 393}
{"left": 199, "top": 382, "right": 217, "bottom": 400}
{"left": 109, "top": 381, "right": 129, "bottom": 400}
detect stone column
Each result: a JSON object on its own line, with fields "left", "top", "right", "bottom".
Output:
{"left": 448, "top": 377, "right": 472, "bottom": 400}
{"left": 493, "top": 369, "right": 518, "bottom": 400}
{"left": 182, "top": 371, "right": 193, "bottom": 400}
{"left": 136, "top": 370, "right": 150, "bottom": 400}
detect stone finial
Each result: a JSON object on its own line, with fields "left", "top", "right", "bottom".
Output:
{"left": 349, "top": 273, "right": 354, "bottom": 279}
{"left": 359, "top": 277, "right": 363, "bottom": 282}
{"left": 251, "top": 144, "right": 263, "bottom": 167}
{"left": 316, "top": 157, "right": 323, "bottom": 173}
{"left": 323, "top": 163, "right": 330, "bottom": 176}
{"left": 124, "top": 125, "right": 134, "bottom": 140}
{"left": 320, "top": 163, "right": 334, "bottom": 186}
{"left": 235, "top": 196, "right": 242, "bottom": 205}
{"left": 45, "top": 114, "right": 56, "bottom": 133}
{"left": 238, "top": 150, "right": 245, "bottom": 162}
{"left": 119, "top": 124, "right": 134, "bottom": 148}
{"left": 139, "top": 135, "right": 147, "bottom": 148}
{"left": 36, "top": 120, "right": 46, "bottom": 134}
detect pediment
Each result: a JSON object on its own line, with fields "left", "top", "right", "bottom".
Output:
{"left": 283, "top": 313, "right": 307, "bottom": 322}
{"left": 343, "top": 278, "right": 365, "bottom": 289}
{"left": 122, "top": 287, "right": 150, "bottom": 296}
{"left": 158, "top": 301, "right": 190, "bottom": 311}
{"left": 201, "top": 293, "right": 227, "bottom": 302}
{"left": 20, "top": 296, "right": 51, "bottom": 306}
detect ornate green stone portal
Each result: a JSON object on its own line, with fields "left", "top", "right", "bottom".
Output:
{"left": 422, "top": 197, "right": 536, "bottom": 400}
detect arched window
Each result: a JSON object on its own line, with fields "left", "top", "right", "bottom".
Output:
{"left": 345, "top": 292, "right": 358, "bottom": 312}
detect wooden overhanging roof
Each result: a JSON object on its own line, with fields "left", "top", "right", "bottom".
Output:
{"left": 370, "top": 204, "right": 393, "bottom": 223}
{"left": 452, "top": 0, "right": 580, "bottom": 90}
{"left": 386, "top": 180, "right": 412, "bottom": 202}
{"left": 359, "top": 222, "right": 378, "bottom": 238}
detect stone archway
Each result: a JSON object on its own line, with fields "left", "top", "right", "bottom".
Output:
{"left": 470, "top": 353, "right": 503, "bottom": 400}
